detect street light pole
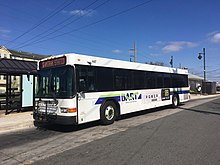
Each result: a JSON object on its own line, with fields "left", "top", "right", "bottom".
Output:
{"left": 203, "top": 48, "right": 206, "bottom": 82}
{"left": 198, "top": 48, "right": 206, "bottom": 94}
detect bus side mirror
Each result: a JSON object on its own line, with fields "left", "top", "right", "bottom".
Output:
{"left": 79, "top": 78, "right": 87, "bottom": 92}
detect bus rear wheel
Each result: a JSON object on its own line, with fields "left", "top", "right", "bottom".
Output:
{"left": 100, "top": 101, "right": 117, "bottom": 125}
{"left": 172, "top": 94, "right": 179, "bottom": 108}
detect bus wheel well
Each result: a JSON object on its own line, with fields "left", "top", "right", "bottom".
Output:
{"left": 102, "top": 98, "right": 120, "bottom": 117}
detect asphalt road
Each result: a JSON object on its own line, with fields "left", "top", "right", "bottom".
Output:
{"left": 0, "top": 97, "right": 220, "bottom": 165}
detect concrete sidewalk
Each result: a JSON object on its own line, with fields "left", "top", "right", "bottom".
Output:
{"left": 0, "top": 111, "right": 34, "bottom": 134}
{"left": 0, "top": 94, "right": 219, "bottom": 134}
{"left": 189, "top": 93, "right": 220, "bottom": 100}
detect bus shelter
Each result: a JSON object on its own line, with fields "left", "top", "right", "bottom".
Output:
{"left": 0, "top": 58, "right": 37, "bottom": 114}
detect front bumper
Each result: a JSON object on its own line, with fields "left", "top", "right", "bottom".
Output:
{"left": 33, "top": 112, "right": 77, "bottom": 125}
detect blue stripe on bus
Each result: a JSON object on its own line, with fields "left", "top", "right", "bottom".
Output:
{"left": 95, "top": 96, "right": 120, "bottom": 104}
{"left": 171, "top": 90, "right": 190, "bottom": 95}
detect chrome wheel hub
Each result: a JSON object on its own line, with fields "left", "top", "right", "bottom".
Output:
{"left": 105, "top": 105, "right": 114, "bottom": 120}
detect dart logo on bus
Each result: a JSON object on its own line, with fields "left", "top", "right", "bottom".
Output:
{"left": 95, "top": 92, "right": 142, "bottom": 104}
{"left": 121, "top": 92, "right": 142, "bottom": 102}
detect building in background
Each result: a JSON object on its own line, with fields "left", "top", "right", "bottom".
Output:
{"left": 188, "top": 73, "right": 217, "bottom": 94}
{"left": 188, "top": 73, "right": 203, "bottom": 94}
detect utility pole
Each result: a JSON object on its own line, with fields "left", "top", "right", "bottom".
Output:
{"left": 134, "top": 41, "right": 136, "bottom": 62}
{"left": 129, "top": 41, "right": 137, "bottom": 62}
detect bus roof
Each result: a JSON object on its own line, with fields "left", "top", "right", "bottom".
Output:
{"left": 40, "top": 53, "right": 188, "bottom": 75}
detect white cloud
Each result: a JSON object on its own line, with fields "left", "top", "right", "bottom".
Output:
{"left": 63, "top": 9, "right": 96, "bottom": 17}
{"left": 0, "top": 27, "right": 11, "bottom": 38}
{"left": 210, "top": 32, "right": 220, "bottom": 43}
{"left": 148, "top": 41, "right": 164, "bottom": 49}
{"left": 207, "top": 31, "right": 218, "bottom": 37}
{"left": 112, "top": 49, "right": 122, "bottom": 53}
{"left": 162, "top": 44, "right": 181, "bottom": 53}
{"left": 0, "top": 27, "right": 11, "bottom": 33}
{"left": 156, "top": 41, "right": 164, "bottom": 45}
{"left": 162, "top": 41, "right": 198, "bottom": 53}
{"left": 148, "top": 45, "right": 153, "bottom": 49}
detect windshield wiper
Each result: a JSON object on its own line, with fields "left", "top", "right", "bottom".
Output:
{"left": 48, "top": 71, "right": 58, "bottom": 105}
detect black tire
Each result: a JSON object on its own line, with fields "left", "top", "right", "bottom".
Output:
{"left": 100, "top": 101, "right": 117, "bottom": 125}
{"left": 172, "top": 94, "right": 179, "bottom": 108}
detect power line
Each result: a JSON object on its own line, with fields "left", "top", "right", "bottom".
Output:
{"left": 137, "top": 47, "right": 170, "bottom": 66}
{"left": 0, "top": 38, "right": 62, "bottom": 54}
{"left": 13, "top": 0, "right": 105, "bottom": 49}
{"left": 0, "top": 3, "right": 40, "bottom": 20}
{"left": 207, "top": 68, "right": 220, "bottom": 73}
{"left": 15, "top": 0, "right": 155, "bottom": 49}
{"left": 5, "top": 0, "right": 77, "bottom": 46}
{"left": 193, "top": 68, "right": 220, "bottom": 75}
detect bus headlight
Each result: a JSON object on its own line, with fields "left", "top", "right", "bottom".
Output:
{"left": 60, "top": 108, "right": 77, "bottom": 113}
{"left": 60, "top": 108, "right": 68, "bottom": 113}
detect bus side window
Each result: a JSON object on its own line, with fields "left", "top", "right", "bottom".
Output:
{"left": 88, "top": 76, "right": 95, "bottom": 91}
{"left": 114, "top": 69, "right": 132, "bottom": 90}
{"left": 77, "top": 66, "right": 96, "bottom": 92}
{"left": 146, "top": 72, "right": 156, "bottom": 89}
{"left": 96, "top": 67, "right": 114, "bottom": 91}
{"left": 133, "top": 70, "right": 145, "bottom": 89}
{"left": 115, "top": 76, "right": 124, "bottom": 90}
{"left": 79, "top": 78, "right": 87, "bottom": 92}
{"left": 156, "top": 73, "right": 163, "bottom": 88}
{"left": 164, "top": 73, "right": 171, "bottom": 88}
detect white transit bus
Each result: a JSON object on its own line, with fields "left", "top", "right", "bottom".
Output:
{"left": 34, "top": 53, "right": 190, "bottom": 125}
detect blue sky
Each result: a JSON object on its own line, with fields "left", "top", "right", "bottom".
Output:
{"left": 1, "top": 0, "right": 220, "bottom": 82}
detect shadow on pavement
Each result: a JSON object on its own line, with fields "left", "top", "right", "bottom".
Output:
{"left": 178, "top": 107, "right": 220, "bottom": 116}
{"left": 36, "top": 105, "right": 176, "bottom": 133}
{"left": 35, "top": 120, "right": 100, "bottom": 133}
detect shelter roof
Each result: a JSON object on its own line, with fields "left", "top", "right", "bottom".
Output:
{"left": 0, "top": 58, "right": 37, "bottom": 74}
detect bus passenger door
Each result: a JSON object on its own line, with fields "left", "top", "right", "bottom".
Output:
{"left": 77, "top": 92, "right": 100, "bottom": 124}
{"left": 77, "top": 67, "right": 99, "bottom": 124}
{"left": 77, "top": 92, "right": 87, "bottom": 124}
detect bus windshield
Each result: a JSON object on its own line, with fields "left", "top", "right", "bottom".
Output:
{"left": 36, "top": 66, "right": 75, "bottom": 98}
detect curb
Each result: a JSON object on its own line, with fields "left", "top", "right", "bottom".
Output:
{"left": 0, "top": 121, "right": 35, "bottom": 135}
{"left": 190, "top": 94, "right": 220, "bottom": 101}
{"left": 0, "top": 111, "right": 34, "bottom": 135}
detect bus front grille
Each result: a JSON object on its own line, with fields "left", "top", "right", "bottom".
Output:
{"left": 35, "top": 100, "right": 58, "bottom": 114}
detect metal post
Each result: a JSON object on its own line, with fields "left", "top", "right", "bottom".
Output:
{"left": 198, "top": 48, "right": 207, "bottom": 94}
{"left": 170, "top": 56, "right": 173, "bottom": 67}
{"left": 129, "top": 41, "right": 136, "bottom": 62}
{"left": 203, "top": 48, "right": 206, "bottom": 82}
{"left": 134, "top": 41, "right": 136, "bottom": 62}
{"left": 5, "top": 75, "right": 9, "bottom": 115}
{"left": 203, "top": 48, "right": 206, "bottom": 94}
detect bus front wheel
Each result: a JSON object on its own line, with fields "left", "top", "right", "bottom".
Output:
{"left": 100, "top": 101, "right": 117, "bottom": 125}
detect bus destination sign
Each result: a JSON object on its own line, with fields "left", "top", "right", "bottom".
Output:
{"left": 40, "top": 56, "right": 66, "bottom": 69}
